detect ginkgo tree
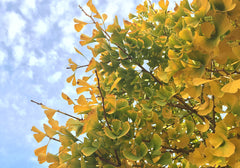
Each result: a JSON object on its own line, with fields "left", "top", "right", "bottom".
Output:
{"left": 32, "top": 0, "right": 240, "bottom": 167}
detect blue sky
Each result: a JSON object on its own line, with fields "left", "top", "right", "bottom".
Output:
{"left": 0, "top": 0, "right": 181, "bottom": 167}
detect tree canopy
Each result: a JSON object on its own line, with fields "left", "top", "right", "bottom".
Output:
{"left": 32, "top": 0, "right": 240, "bottom": 167}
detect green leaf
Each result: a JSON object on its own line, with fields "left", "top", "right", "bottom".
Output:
{"left": 68, "top": 158, "right": 81, "bottom": 168}
{"left": 81, "top": 156, "right": 87, "bottom": 168}
{"left": 104, "top": 127, "right": 117, "bottom": 139}
{"left": 186, "top": 120, "right": 195, "bottom": 135}
{"left": 103, "top": 165, "right": 115, "bottom": 168}
{"left": 150, "top": 134, "right": 162, "bottom": 151}
{"left": 59, "top": 153, "right": 71, "bottom": 164}
{"left": 158, "top": 152, "right": 172, "bottom": 165}
{"left": 46, "top": 153, "right": 59, "bottom": 163}
{"left": 123, "top": 142, "right": 148, "bottom": 161}
{"left": 81, "top": 146, "right": 98, "bottom": 156}
{"left": 119, "top": 122, "right": 130, "bottom": 138}
{"left": 123, "top": 150, "right": 143, "bottom": 161}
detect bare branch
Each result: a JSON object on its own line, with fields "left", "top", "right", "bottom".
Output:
{"left": 31, "top": 100, "right": 82, "bottom": 121}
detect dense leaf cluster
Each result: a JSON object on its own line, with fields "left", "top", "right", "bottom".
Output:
{"left": 32, "top": 0, "right": 240, "bottom": 167}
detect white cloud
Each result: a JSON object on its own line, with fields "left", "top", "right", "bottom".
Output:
{"left": 104, "top": 0, "right": 136, "bottom": 22}
{"left": 0, "top": 50, "right": 7, "bottom": 65}
{"left": 1, "top": 0, "right": 16, "bottom": 3}
{"left": 13, "top": 45, "right": 24, "bottom": 65}
{"left": 47, "top": 71, "right": 62, "bottom": 83}
{"left": 29, "top": 55, "right": 46, "bottom": 67}
{"left": 12, "top": 104, "right": 27, "bottom": 116}
{"left": 20, "top": 0, "right": 36, "bottom": 18}
{"left": 5, "top": 11, "right": 26, "bottom": 42}
{"left": 33, "top": 19, "right": 49, "bottom": 36}
{"left": 33, "top": 84, "right": 44, "bottom": 94}
{"left": 59, "top": 36, "right": 75, "bottom": 53}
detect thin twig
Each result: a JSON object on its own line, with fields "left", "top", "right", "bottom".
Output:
{"left": 94, "top": 70, "right": 112, "bottom": 130}
{"left": 66, "top": 65, "right": 88, "bottom": 70}
{"left": 148, "top": 0, "right": 157, "bottom": 14}
{"left": 31, "top": 100, "right": 82, "bottom": 121}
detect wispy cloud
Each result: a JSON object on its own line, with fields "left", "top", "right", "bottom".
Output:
{"left": 4, "top": 11, "right": 26, "bottom": 43}
{"left": 47, "top": 71, "right": 62, "bottom": 83}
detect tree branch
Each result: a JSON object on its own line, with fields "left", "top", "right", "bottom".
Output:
{"left": 94, "top": 70, "right": 112, "bottom": 130}
{"left": 66, "top": 64, "right": 88, "bottom": 70}
{"left": 30, "top": 100, "right": 82, "bottom": 121}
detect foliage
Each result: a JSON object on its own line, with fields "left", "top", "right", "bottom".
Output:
{"left": 32, "top": 0, "right": 240, "bottom": 167}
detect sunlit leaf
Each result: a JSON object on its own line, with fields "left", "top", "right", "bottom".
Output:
{"left": 86, "top": 58, "right": 97, "bottom": 72}
{"left": 62, "top": 92, "right": 74, "bottom": 105}
{"left": 196, "top": 118, "right": 210, "bottom": 132}
{"left": 73, "top": 18, "right": 87, "bottom": 32}
{"left": 81, "top": 107, "right": 98, "bottom": 134}
{"left": 159, "top": 0, "right": 169, "bottom": 10}
{"left": 43, "top": 124, "right": 57, "bottom": 138}
{"left": 221, "top": 79, "right": 240, "bottom": 93}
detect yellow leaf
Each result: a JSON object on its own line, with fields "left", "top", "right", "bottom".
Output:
{"left": 34, "top": 145, "right": 48, "bottom": 164}
{"left": 102, "top": 14, "right": 108, "bottom": 22}
{"left": 159, "top": 0, "right": 169, "bottom": 10}
{"left": 176, "top": 135, "right": 190, "bottom": 148}
{"left": 77, "top": 95, "right": 88, "bottom": 105}
{"left": 74, "top": 105, "right": 91, "bottom": 114}
{"left": 46, "top": 153, "right": 59, "bottom": 163}
{"left": 162, "top": 107, "right": 172, "bottom": 119}
{"left": 66, "top": 74, "right": 76, "bottom": 86}
{"left": 105, "top": 94, "right": 116, "bottom": 114}
{"left": 48, "top": 119, "right": 60, "bottom": 131}
{"left": 33, "top": 133, "right": 46, "bottom": 143}
{"left": 44, "top": 109, "right": 57, "bottom": 120}
{"left": 136, "top": 4, "right": 147, "bottom": 13}
{"left": 110, "top": 77, "right": 121, "bottom": 92}
{"left": 201, "top": 22, "right": 215, "bottom": 38}
{"left": 62, "top": 92, "right": 74, "bottom": 105}
{"left": 32, "top": 126, "right": 44, "bottom": 134}
{"left": 189, "top": 143, "right": 208, "bottom": 166}
{"left": 192, "top": 78, "right": 212, "bottom": 86}
{"left": 76, "top": 87, "right": 89, "bottom": 94}
{"left": 34, "top": 145, "right": 47, "bottom": 156}
{"left": 208, "top": 133, "right": 224, "bottom": 149}
{"left": 179, "top": 28, "right": 193, "bottom": 41}
{"left": 87, "top": 0, "right": 98, "bottom": 14}
{"left": 232, "top": 45, "right": 240, "bottom": 57}
{"left": 66, "top": 74, "right": 74, "bottom": 83}
{"left": 43, "top": 124, "right": 57, "bottom": 138}
{"left": 221, "top": 79, "right": 240, "bottom": 93}
{"left": 208, "top": 133, "right": 235, "bottom": 157}
{"left": 74, "top": 47, "right": 84, "bottom": 56}
{"left": 86, "top": 58, "right": 97, "bottom": 72}
{"left": 37, "top": 153, "right": 47, "bottom": 164}
{"left": 196, "top": 118, "right": 210, "bottom": 132}
{"left": 93, "top": 13, "right": 101, "bottom": 19}
{"left": 68, "top": 58, "right": 78, "bottom": 71}
{"left": 209, "top": 81, "right": 224, "bottom": 98}
{"left": 197, "top": 98, "right": 214, "bottom": 116}
{"left": 81, "top": 107, "right": 98, "bottom": 134}
{"left": 77, "top": 79, "right": 92, "bottom": 88}
{"left": 32, "top": 126, "right": 46, "bottom": 143}
{"left": 73, "top": 18, "right": 87, "bottom": 32}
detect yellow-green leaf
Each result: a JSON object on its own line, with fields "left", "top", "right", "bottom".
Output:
{"left": 43, "top": 124, "right": 57, "bottom": 138}
{"left": 221, "top": 79, "right": 240, "bottom": 93}
{"left": 159, "top": 0, "right": 169, "bottom": 10}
